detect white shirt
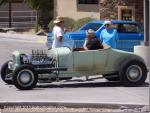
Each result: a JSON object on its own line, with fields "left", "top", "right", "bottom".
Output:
{"left": 52, "top": 26, "right": 64, "bottom": 48}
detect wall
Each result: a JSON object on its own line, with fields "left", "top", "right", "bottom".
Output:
{"left": 54, "top": 0, "right": 100, "bottom": 20}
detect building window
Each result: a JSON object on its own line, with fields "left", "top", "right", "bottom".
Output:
{"left": 118, "top": 6, "right": 135, "bottom": 21}
{"left": 121, "top": 9, "right": 132, "bottom": 21}
{"left": 78, "top": 0, "right": 98, "bottom": 4}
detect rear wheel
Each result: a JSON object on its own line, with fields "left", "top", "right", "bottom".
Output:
{"left": 13, "top": 65, "right": 38, "bottom": 90}
{"left": 119, "top": 61, "right": 147, "bottom": 86}
{"left": 1, "top": 61, "right": 13, "bottom": 84}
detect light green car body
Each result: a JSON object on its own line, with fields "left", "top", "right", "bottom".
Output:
{"left": 10, "top": 47, "right": 145, "bottom": 79}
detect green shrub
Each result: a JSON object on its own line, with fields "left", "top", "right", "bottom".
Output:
{"left": 63, "top": 17, "right": 76, "bottom": 31}
{"left": 48, "top": 17, "right": 96, "bottom": 32}
{"left": 75, "top": 17, "right": 95, "bottom": 30}
{"left": 48, "top": 20, "right": 55, "bottom": 32}
{"left": 48, "top": 17, "right": 76, "bottom": 32}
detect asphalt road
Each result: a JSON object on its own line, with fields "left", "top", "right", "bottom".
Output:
{"left": 0, "top": 38, "right": 149, "bottom": 106}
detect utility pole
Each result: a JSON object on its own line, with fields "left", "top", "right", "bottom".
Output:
{"left": 144, "top": 0, "right": 149, "bottom": 46}
{"left": 8, "top": 1, "right": 12, "bottom": 28}
{"left": 134, "top": 0, "right": 149, "bottom": 68}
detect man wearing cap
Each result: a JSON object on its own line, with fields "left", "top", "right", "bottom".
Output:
{"left": 100, "top": 20, "right": 119, "bottom": 48}
{"left": 52, "top": 16, "right": 64, "bottom": 48}
{"left": 83, "top": 29, "right": 103, "bottom": 50}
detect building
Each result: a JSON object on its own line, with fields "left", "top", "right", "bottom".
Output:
{"left": 0, "top": 0, "right": 144, "bottom": 28}
{"left": 54, "top": 0, "right": 100, "bottom": 20}
{"left": 100, "top": 0, "right": 143, "bottom": 23}
{"left": 54, "top": 0, "right": 144, "bottom": 23}
{"left": 0, "top": 0, "right": 37, "bottom": 28}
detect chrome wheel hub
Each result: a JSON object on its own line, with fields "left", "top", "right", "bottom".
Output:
{"left": 17, "top": 69, "right": 34, "bottom": 86}
{"left": 126, "top": 65, "right": 142, "bottom": 82}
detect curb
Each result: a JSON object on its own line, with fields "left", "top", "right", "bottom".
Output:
{"left": 0, "top": 102, "right": 147, "bottom": 109}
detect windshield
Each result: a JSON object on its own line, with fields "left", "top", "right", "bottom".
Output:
{"left": 80, "top": 23, "right": 102, "bottom": 31}
{"left": 61, "top": 38, "right": 75, "bottom": 50}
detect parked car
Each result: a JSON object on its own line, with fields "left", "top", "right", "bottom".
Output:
{"left": 47, "top": 20, "right": 144, "bottom": 52}
{"left": 1, "top": 40, "right": 147, "bottom": 90}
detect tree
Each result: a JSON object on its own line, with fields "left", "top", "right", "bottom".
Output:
{"left": 25, "top": 0, "right": 54, "bottom": 30}
{"left": 0, "top": 0, "right": 11, "bottom": 5}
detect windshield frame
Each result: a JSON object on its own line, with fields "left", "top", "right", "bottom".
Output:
{"left": 61, "top": 38, "right": 75, "bottom": 51}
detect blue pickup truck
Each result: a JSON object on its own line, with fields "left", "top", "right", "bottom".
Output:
{"left": 47, "top": 20, "right": 144, "bottom": 52}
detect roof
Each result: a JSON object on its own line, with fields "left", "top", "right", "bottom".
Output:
{"left": 89, "top": 20, "right": 138, "bottom": 24}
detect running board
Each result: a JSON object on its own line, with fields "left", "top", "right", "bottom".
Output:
{"left": 35, "top": 67, "right": 67, "bottom": 74}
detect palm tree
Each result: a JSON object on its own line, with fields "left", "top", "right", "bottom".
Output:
{"left": 25, "top": 0, "right": 54, "bottom": 30}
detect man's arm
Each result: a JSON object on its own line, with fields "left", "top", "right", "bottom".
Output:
{"left": 114, "top": 29, "right": 119, "bottom": 42}
{"left": 57, "top": 28, "right": 63, "bottom": 42}
{"left": 83, "top": 39, "right": 88, "bottom": 50}
{"left": 58, "top": 36, "right": 63, "bottom": 42}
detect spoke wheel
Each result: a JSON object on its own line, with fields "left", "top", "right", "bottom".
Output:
{"left": 119, "top": 61, "right": 147, "bottom": 86}
{"left": 13, "top": 65, "right": 38, "bottom": 90}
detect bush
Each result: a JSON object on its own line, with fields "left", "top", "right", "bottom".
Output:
{"left": 48, "top": 17, "right": 76, "bottom": 32}
{"left": 48, "top": 17, "right": 96, "bottom": 32}
{"left": 63, "top": 17, "right": 76, "bottom": 31}
{"left": 48, "top": 21, "right": 55, "bottom": 32}
{"left": 75, "top": 17, "right": 95, "bottom": 30}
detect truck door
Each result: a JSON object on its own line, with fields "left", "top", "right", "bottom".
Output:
{"left": 116, "top": 23, "right": 144, "bottom": 52}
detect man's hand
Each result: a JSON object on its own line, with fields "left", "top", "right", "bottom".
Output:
{"left": 58, "top": 36, "right": 63, "bottom": 42}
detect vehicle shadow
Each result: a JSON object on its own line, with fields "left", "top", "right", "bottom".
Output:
{"left": 36, "top": 78, "right": 149, "bottom": 89}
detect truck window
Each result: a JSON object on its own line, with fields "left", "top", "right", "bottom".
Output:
{"left": 115, "top": 24, "right": 140, "bottom": 33}
{"left": 80, "top": 23, "right": 102, "bottom": 31}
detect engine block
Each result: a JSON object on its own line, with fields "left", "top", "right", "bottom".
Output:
{"left": 31, "top": 50, "right": 55, "bottom": 67}
{"left": 21, "top": 50, "right": 56, "bottom": 68}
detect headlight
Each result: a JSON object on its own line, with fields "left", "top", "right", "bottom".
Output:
{"left": 8, "top": 61, "right": 14, "bottom": 70}
{"left": 20, "top": 54, "right": 29, "bottom": 64}
{"left": 12, "top": 55, "right": 16, "bottom": 64}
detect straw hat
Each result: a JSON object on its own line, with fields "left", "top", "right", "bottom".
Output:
{"left": 53, "top": 16, "right": 64, "bottom": 24}
{"left": 86, "top": 29, "right": 95, "bottom": 37}
{"left": 103, "top": 20, "right": 111, "bottom": 25}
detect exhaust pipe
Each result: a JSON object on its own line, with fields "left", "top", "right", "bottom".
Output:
{"left": 35, "top": 67, "right": 67, "bottom": 74}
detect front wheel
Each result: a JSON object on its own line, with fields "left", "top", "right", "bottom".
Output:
{"left": 119, "top": 61, "right": 147, "bottom": 86}
{"left": 1, "top": 61, "right": 13, "bottom": 84}
{"left": 13, "top": 65, "right": 38, "bottom": 90}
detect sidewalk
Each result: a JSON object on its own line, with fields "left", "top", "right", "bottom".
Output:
{"left": 0, "top": 32, "right": 47, "bottom": 44}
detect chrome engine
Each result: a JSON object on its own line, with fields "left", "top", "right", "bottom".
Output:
{"left": 21, "top": 50, "right": 56, "bottom": 68}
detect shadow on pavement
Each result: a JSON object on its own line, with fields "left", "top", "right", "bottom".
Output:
{"left": 36, "top": 81, "right": 149, "bottom": 89}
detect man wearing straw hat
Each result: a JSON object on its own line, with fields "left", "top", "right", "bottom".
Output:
{"left": 52, "top": 16, "right": 64, "bottom": 48}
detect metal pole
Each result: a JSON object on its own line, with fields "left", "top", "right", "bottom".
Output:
{"left": 144, "top": 0, "right": 149, "bottom": 46}
{"left": 149, "top": 0, "right": 150, "bottom": 44}
{"left": 8, "top": 1, "right": 12, "bottom": 28}
{"left": 149, "top": 0, "right": 150, "bottom": 45}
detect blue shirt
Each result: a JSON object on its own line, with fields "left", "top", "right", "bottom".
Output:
{"left": 100, "top": 28, "right": 118, "bottom": 48}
